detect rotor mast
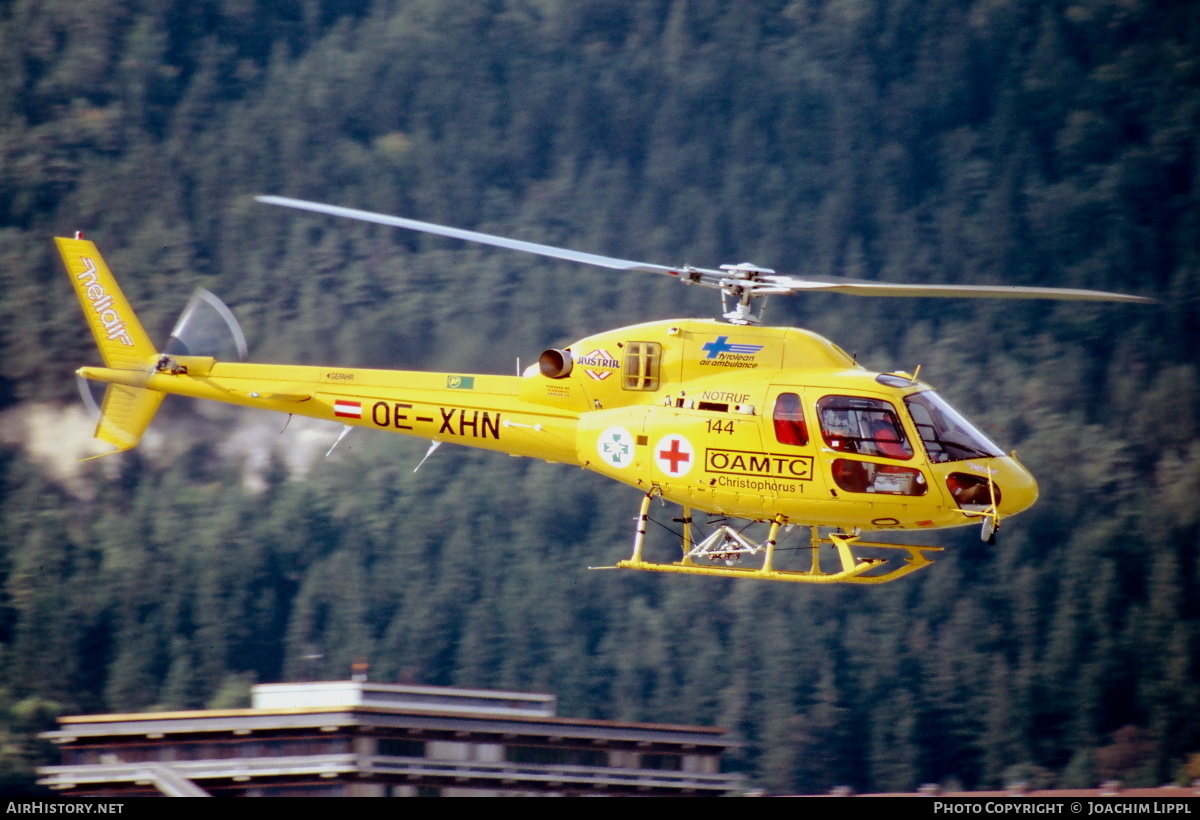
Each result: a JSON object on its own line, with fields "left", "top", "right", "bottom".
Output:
{"left": 715, "top": 263, "right": 781, "bottom": 325}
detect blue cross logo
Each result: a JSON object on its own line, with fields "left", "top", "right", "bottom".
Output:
{"left": 702, "top": 336, "right": 763, "bottom": 359}
{"left": 702, "top": 336, "right": 735, "bottom": 358}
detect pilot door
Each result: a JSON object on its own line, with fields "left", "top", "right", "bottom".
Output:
{"left": 810, "top": 392, "right": 944, "bottom": 527}
{"left": 757, "top": 388, "right": 823, "bottom": 501}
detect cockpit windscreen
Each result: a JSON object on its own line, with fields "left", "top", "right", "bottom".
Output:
{"left": 904, "top": 391, "right": 1004, "bottom": 463}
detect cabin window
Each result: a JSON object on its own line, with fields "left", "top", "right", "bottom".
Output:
{"left": 622, "top": 342, "right": 662, "bottom": 391}
{"left": 830, "top": 459, "right": 928, "bottom": 496}
{"left": 816, "top": 396, "right": 913, "bottom": 459}
{"left": 773, "top": 393, "right": 808, "bottom": 446}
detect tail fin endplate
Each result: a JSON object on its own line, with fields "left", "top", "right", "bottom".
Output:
{"left": 57, "top": 237, "right": 162, "bottom": 453}
{"left": 91, "top": 383, "right": 165, "bottom": 452}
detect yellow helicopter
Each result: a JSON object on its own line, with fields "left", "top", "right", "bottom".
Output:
{"left": 60, "top": 197, "right": 1153, "bottom": 584}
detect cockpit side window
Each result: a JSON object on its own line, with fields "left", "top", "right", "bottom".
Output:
{"left": 904, "top": 391, "right": 1004, "bottom": 463}
{"left": 816, "top": 396, "right": 913, "bottom": 460}
{"left": 773, "top": 392, "right": 808, "bottom": 446}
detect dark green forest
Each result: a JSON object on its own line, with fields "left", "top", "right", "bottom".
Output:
{"left": 1, "top": 0, "right": 1198, "bottom": 794}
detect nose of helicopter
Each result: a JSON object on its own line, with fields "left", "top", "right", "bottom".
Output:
{"left": 995, "top": 454, "right": 1039, "bottom": 517}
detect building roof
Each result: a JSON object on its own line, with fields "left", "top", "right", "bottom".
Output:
{"left": 48, "top": 680, "right": 734, "bottom": 748}
{"left": 250, "top": 680, "right": 556, "bottom": 716}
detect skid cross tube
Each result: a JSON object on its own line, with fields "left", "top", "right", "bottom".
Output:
{"left": 606, "top": 494, "right": 943, "bottom": 584}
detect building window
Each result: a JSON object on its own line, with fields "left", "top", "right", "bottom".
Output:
{"left": 504, "top": 745, "right": 607, "bottom": 767}
{"left": 378, "top": 738, "right": 425, "bottom": 758}
{"left": 622, "top": 342, "right": 662, "bottom": 391}
{"left": 116, "top": 744, "right": 168, "bottom": 763}
{"left": 641, "top": 753, "right": 683, "bottom": 770}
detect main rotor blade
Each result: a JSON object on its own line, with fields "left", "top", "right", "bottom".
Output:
{"left": 764, "top": 275, "right": 1157, "bottom": 304}
{"left": 258, "top": 196, "right": 1155, "bottom": 305}
{"left": 256, "top": 196, "right": 679, "bottom": 276}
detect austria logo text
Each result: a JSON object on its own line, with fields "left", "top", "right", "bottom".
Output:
{"left": 578, "top": 348, "right": 619, "bottom": 380}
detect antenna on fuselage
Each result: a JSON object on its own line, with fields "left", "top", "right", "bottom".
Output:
{"left": 414, "top": 440, "right": 442, "bottom": 472}
{"left": 326, "top": 425, "right": 352, "bottom": 457}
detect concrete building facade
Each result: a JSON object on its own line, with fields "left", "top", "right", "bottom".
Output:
{"left": 39, "top": 681, "right": 743, "bottom": 797}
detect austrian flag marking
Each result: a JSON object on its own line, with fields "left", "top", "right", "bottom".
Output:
{"left": 333, "top": 400, "right": 362, "bottom": 419}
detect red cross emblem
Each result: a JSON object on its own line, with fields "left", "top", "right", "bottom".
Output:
{"left": 654, "top": 434, "right": 694, "bottom": 477}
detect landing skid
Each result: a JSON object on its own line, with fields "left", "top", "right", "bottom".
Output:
{"left": 596, "top": 491, "right": 942, "bottom": 585}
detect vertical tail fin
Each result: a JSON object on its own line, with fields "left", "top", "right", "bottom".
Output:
{"left": 58, "top": 236, "right": 163, "bottom": 454}
{"left": 57, "top": 236, "right": 157, "bottom": 369}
